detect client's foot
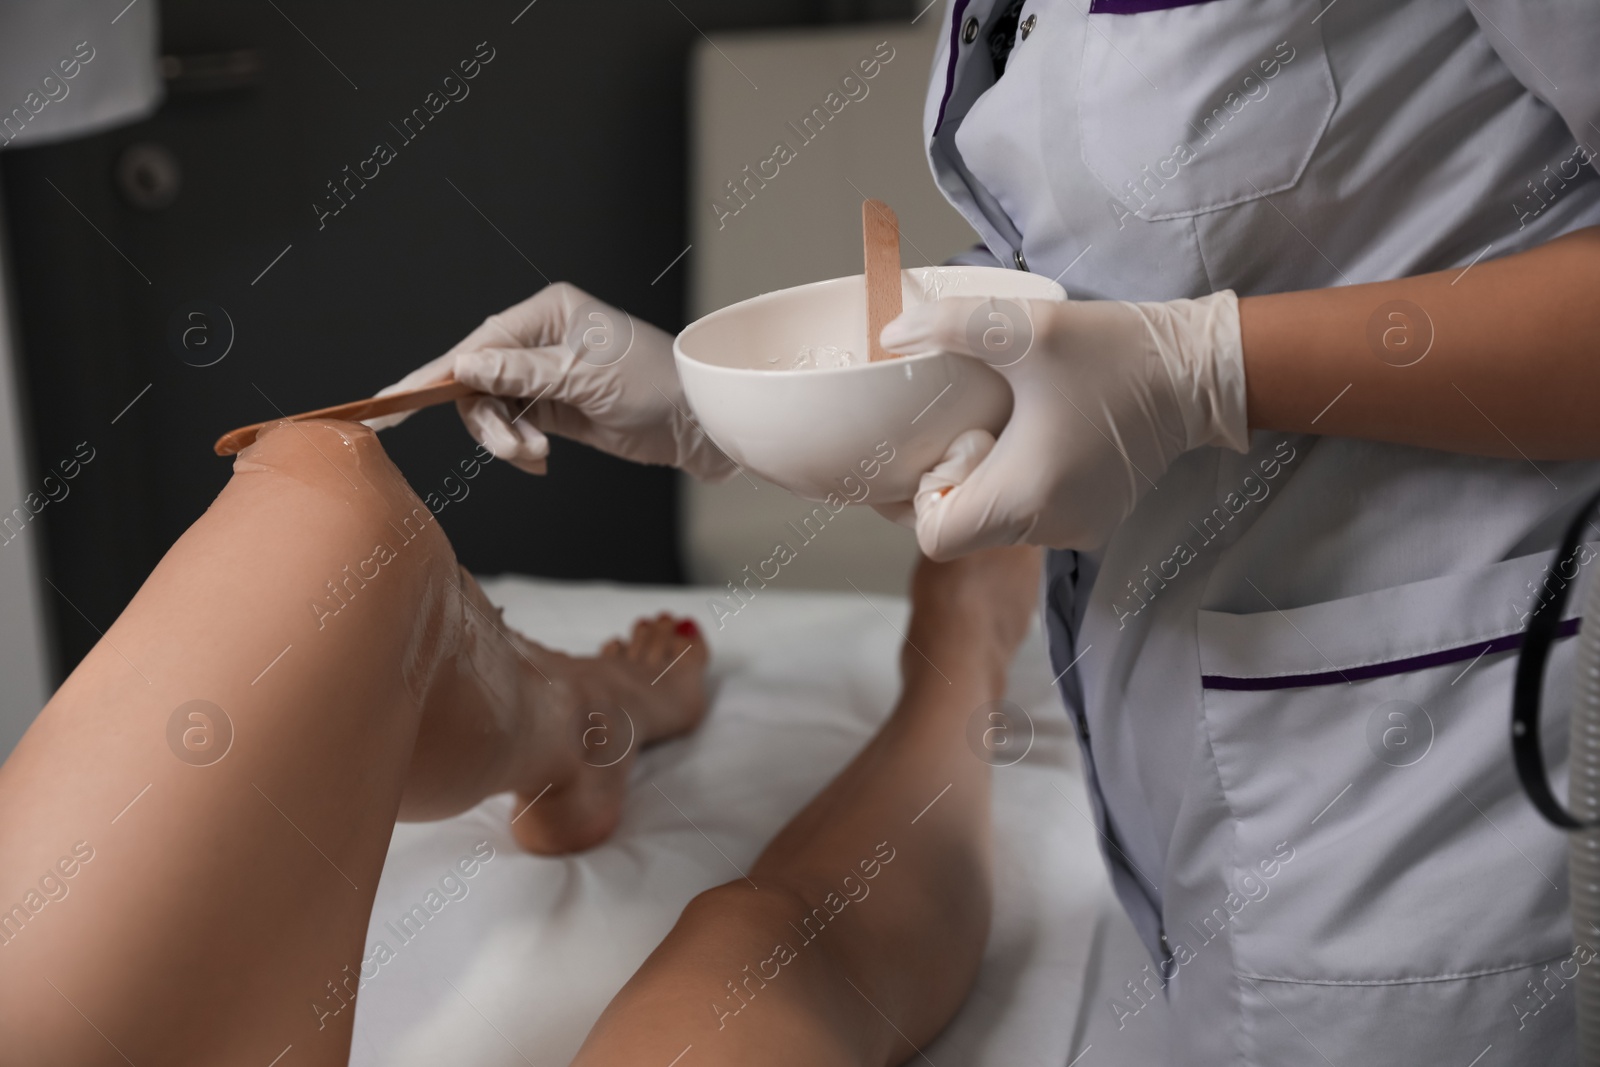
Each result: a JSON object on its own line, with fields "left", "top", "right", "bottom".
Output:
{"left": 510, "top": 614, "right": 710, "bottom": 854}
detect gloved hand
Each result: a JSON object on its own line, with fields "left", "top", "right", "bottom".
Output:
{"left": 879, "top": 291, "right": 1248, "bottom": 559}
{"left": 368, "top": 282, "right": 736, "bottom": 481}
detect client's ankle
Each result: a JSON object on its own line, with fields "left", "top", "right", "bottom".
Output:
{"left": 902, "top": 547, "right": 1042, "bottom": 690}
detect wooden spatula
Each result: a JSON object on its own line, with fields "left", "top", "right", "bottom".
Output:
{"left": 862, "top": 198, "right": 903, "bottom": 362}
{"left": 213, "top": 376, "right": 478, "bottom": 456}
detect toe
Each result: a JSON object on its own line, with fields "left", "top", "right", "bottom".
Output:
{"left": 627, "top": 618, "right": 660, "bottom": 666}
{"left": 659, "top": 617, "right": 708, "bottom": 676}
{"left": 628, "top": 617, "right": 657, "bottom": 659}
{"left": 681, "top": 621, "right": 710, "bottom": 666}
{"left": 651, "top": 617, "right": 685, "bottom": 664}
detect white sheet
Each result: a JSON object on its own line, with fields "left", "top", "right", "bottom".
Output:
{"left": 348, "top": 576, "right": 1166, "bottom": 1066}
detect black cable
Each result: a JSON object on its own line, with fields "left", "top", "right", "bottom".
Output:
{"left": 1512, "top": 485, "right": 1600, "bottom": 830}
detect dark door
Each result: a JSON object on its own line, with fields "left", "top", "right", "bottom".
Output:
{"left": 2, "top": 0, "right": 911, "bottom": 680}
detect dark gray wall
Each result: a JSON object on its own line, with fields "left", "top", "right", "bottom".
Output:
{"left": 2, "top": 0, "right": 911, "bottom": 680}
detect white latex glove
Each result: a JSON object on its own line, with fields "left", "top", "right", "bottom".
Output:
{"left": 880, "top": 290, "right": 1248, "bottom": 559}
{"left": 368, "top": 282, "right": 735, "bottom": 480}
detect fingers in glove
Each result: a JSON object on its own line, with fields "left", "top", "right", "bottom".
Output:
{"left": 365, "top": 349, "right": 462, "bottom": 429}
{"left": 879, "top": 295, "right": 1044, "bottom": 370}
{"left": 369, "top": 283, "right": 596, "bottom": 430}
{"left": 452, "top": 346, "right": 575, "bottom": 402}
{"left": 913, "top": 428, "right": 1033, "bottom": 559}
{"left": 373, "top": 348, "right": 457, "bottom": 398}
{"left": 450, "top": 281, "right": 588, "bottom": 351}
{"left": 364, "top": 409, "right": 411, "bottom": 431}
{"left": 460, "top": 396, "right": 550, "bottom": 475}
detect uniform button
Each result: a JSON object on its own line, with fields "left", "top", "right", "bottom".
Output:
{"left": 1021, "top": 13, "right": 1037, "bottom": 38}
{"left": 1014, "top": 248, "right": 1029, "bottom": 272}
{"left": 962, "top": 16, "right": 980, "bottom": 44}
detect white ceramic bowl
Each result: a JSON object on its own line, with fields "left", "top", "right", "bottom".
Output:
{"left": 674, "top": 265, "right": 1066, "bottom": 503}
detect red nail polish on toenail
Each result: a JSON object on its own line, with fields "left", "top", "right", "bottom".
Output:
{"left": 675, "top": 619, "right": 700, "bottom": 638}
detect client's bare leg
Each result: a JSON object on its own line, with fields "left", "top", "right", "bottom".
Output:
{"left": 571, "top": 546, "right": 1042, "bottom": 1067}
{"left": 0, "top": 420, "right": 707, "bottom": 1067}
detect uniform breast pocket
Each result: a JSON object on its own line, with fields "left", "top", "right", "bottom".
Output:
{"left": 1191, "top": 550, "right": 1584, "bottom": 1062}
{"left": 1077, "top": 0, "right": 1337, "bottom": 221}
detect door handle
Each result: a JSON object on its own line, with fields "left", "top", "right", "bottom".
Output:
{"left": 160, "top": 49, "right": 264, "bottom": 95}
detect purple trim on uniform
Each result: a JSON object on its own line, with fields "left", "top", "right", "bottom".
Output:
{"left": 1089, "top": 0, "right": 1219, "bottom": 13}
{"left": 932, "top": 0, "right": 974, "bottom": 137}
{"left": 1200, "top": 617, "right": 1581, "bottom": 692}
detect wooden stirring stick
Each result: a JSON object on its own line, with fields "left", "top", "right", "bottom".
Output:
{"left": 213, "top": 376, "right": 478, "bottom": 456}
{"left": 862, "top": 198, "right": 903, "bottom": 362}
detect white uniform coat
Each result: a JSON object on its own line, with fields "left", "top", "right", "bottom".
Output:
{"left": 924, "top": 0, "right": 1600, "bottom": 1061}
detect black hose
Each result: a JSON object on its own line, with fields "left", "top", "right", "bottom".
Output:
{"left": 1512, "top": 485, "right": 1600, "bottom": 830}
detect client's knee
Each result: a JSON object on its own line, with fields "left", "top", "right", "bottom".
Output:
{"left": 238, "top": 419, "right": 440, "bottom": 536}
{"left": 236, "top": 418, "right": 450, "bottom": 596}
{"left": 236, "top": 420, "right": 461, "bottom": 694}
{"left": 239, "top": 418, "right": 403, "bottom": 498}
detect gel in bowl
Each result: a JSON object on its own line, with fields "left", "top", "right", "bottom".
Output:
{"left": 674, "top": 265, "right": 1066, "bottom": 503}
